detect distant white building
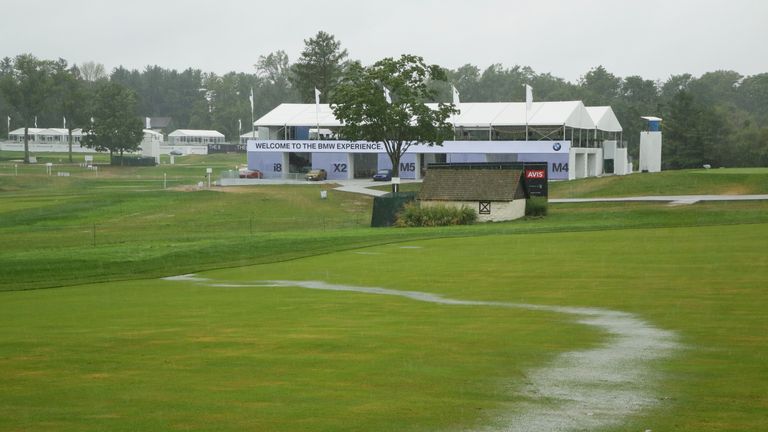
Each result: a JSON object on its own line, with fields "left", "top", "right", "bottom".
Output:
{"left": 168, "top": 129, "right": 225, "bottom": 145}
{"left": 9, "top": 128, "right": 84, "bottom": 143}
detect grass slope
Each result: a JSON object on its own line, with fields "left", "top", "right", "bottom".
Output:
{"left": 0, "top": 224, "right": 766, "bottom": 431}
{"left": 3, "top": 164, "right": 768, "bottom": 290}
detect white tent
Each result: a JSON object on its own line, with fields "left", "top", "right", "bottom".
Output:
{"left": 254, "top": 104, "right": 340, "bottom": 128}
{"left": 586, "top": 106, "right": 623, "bottom": 132}
{"left": 255, "top": 101, "right": 614, "bottom": 131}
{"left": 168, "top": 129, "right": 225, "bottom": 138}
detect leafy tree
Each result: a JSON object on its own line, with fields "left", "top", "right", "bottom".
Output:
{"left": 615, "top": 75, "right": 660, "bottom": 157}
{"left": 476, "top": 64, "right": 534, "bottom": 102}
{"left": 688, "top": 70, "right": 742, "bottom": 108}
{"left": 663, "top": 90, "right": 730, "bottom": 168}
{"left": 737, "top": 73, "right": 768, "bottom": 124}
{"left": 255, "top": 50, "right": 299, "bottom": 111}
{"left": 447, "top": 64, "right": 481, "bottom": 101}
{"left": 579, "top": 65, "right": 621, "bottom": 105}
{"left": 332, "top": 55, "right": 457, "bottom": 191}
{"left": 0, "top": 57, "right": 12, "bottom": 139}
{"left": 82, "top": 82, "right": 144, "bottom": 164}
{"left": 78, "top": 61, "right": 108, "bottom": 82}
{"left": 0, "top": 54, "right": 55, "bottom": 163}
{"left": 290, "top": 31, "right": 349, "bottom": 103}
{"left": 52, "top": 59, "right": 89, "bottom": 162}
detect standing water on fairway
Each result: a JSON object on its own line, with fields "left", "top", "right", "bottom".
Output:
{"left": 163, "top": 276, "right": 680, "bottom": 432}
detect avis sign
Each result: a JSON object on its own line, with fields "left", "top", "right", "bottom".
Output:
{"left": 525, "top": 169, "right": 546, "bottom": 179}
{"left": 522, "top": 162, "right": 548, "bottom": 197}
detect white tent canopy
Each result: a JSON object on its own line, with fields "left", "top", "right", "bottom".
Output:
{"left": 586, "top": 106, "right": 623, "bottom": 132}
{"left": 254, "top": 104, "right": 340, "bottom": 128}
{"left": 255, "top": 101, "right": 619, "bottom": 132}
{"left": 168, "top": 129, "right": 225, "bottom": 138}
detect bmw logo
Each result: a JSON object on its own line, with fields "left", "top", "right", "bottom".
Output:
{"left": 553, "top": 143, "right": 562, "bottom": 151}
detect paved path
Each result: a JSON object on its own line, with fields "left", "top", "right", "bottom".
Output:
{"left": 550, "top": 194, "right": 768, "bottom": 204}
{"left": 334, "top": 180, "right": 389, "bottom": 197}
{"left": 333, "top": 179, "right": 423, "bottom": 197}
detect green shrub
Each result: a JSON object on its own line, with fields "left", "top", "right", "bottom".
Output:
{"left": 395, "top": 203, "right": 477, "bottom": 227}
{"left": 525, "top": 197, "right": 548, "bottom": 217}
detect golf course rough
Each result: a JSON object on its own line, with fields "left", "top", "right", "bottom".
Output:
{"left": 164, "top": 275, "right": 680, "bottom": 432}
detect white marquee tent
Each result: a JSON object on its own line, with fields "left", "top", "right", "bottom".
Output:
{"left": 254, "top": 101, "right": 619, "bottom": 133}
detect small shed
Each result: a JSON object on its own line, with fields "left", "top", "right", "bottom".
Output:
{"left": 419, "top": 165, "right": 529, "bottom": 222}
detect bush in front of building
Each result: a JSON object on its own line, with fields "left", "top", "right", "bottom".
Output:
{"left": 525, "top": 197, "right": 548, "bottom": 217}
{"left": 395, "top": 203, "right": 477, "bottom": 227}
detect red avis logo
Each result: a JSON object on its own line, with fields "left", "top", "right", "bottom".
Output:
{"left": 525, "top": 169, "right": 546, "bottom": 179}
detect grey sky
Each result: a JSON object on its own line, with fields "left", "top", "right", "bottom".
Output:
{"left": 2, "top": 0, "right": 766, "bottom": 83}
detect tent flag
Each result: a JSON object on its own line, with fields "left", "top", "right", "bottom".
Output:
{"left": 34, "top": 116, "right": 37, "bottom": 128}
{"left": 238, "top": 118, "right": 242, "bottom": 133}
{"left": 314, "top": 88, "right": 321, "bottom": 106}
{"left": 452, "top": 85, "right": 460, "bottom": 107}
{"left": 383, "top": 86, "right": 392, "bottom": 104}
{"left": 250, "top": 88, "right": 256, "bottom": 138}
{"left": 63, "top": 116, "right": 66, "bottom": 129}
{"left": 145, "top": 117, "right": 151, "bottom": 129}
{"left": 525, "top": 84, "right": 533, "bottom": 112}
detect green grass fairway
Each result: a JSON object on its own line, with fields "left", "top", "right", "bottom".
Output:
{"left": 1, "top": 223, "right": 767, "bottom": 431}
{"left": 2, "top": 162, "right": 767, "bottom": 430}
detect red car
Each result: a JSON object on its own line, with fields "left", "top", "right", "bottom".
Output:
{"left": 239, "top": 169, "right": 263, "bottom": 179}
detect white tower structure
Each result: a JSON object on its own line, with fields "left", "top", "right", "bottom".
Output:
{"left": 639, "top": 116, "right": 662, "bottom": 172}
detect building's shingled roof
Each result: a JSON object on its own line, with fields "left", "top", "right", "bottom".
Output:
{"left": 419, "top": 168, "right": 525, "bottom": 201}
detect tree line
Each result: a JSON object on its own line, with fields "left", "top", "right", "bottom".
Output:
{"left": 1, "top": 30, "right": 767, "bottom": 168}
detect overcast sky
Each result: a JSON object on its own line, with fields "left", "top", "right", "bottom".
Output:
{"left": 2, "top": 0, "right": 766, "bottom": 83}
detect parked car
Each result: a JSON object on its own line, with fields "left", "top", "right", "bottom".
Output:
{"left": 372, "top": 169, "right": 392, "bottom": 181}
{"left": 238, "top": 169, "right": 263, "bottom": 179}
{"left": 305, "top": 169, "right": 327, "bottom": 181}
{"left": 169, "top": 149, "right": 183, "bottom": 156}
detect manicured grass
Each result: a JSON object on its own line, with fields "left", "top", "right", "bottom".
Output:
{"left": 549, "top": 168, "right": 768, "bottom": 198}
{"left": 1, "top": 224, "right": 766, "bottom": 431}
{"left": 3, "top": 163, "right": 768, "bottom": 291}
{"left": 1, "top": 160, "right": 767, "bottom": 430}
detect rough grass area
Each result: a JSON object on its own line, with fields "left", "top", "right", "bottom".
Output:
{"left": 1, "top": 224, "right": 766, "bottom": 431}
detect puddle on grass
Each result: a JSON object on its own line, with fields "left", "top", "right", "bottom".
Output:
{"left": 164, "top": 275, "right": 680, "bottom": 432}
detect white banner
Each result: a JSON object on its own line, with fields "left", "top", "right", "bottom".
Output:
{"left": 247, "top": 140, "right": 570, "bottom": 155}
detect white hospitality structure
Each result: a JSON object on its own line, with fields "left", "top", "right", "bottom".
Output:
{"left": 639, "top": 116, "right": 663, "bottom": 173}
{"left": 167, "top": 129, "right": 225, "bottom": 145}
{"left": 246, "top": 101, "right": 626, "bottom": 181}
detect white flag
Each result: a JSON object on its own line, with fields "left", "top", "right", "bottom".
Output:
{"left": 145, "top": 117, "right": 151, "bottom": 129}
{"left": 525, "top": 84, "right": 533, "bottom": 112}
{"left": 314, "top": 88, "right": 321, "bottom": 106}
{"left": 90, "top": 117, "right": 94, "bottom": 125}
{"left": 383, "top": 86, "right": 392, "bottom": 104}
{"left": 63, "top": 116, "right": 67, "bottom": 129}
{"left": 238, "top": 118, "right": 242, "bottom": 132}
{"left": 452, "top": 85, "right": 460, "bottom": 107}
{"left": 8, "top": 115, "right": 11, "bottom": 131}
{"left": 249, "top": 87, "right": 254, "bottom": 112}
{"left": 34, "top": 116, "right": 38, "bottom": 128}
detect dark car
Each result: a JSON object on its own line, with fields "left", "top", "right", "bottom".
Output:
{"left": 305, "top": 169, "right": 327, "bottom": 181}
{"left": 372, "top": 169, "right": 392, "bottom": 181}
{"left": 238, "top": 169, "right": 263, "bottom": 179}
